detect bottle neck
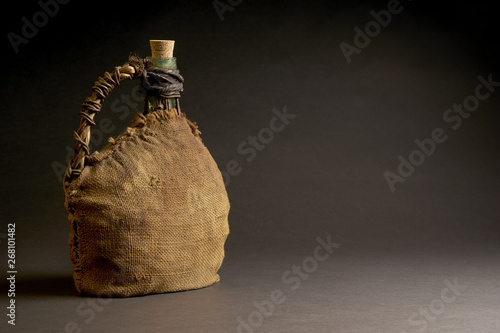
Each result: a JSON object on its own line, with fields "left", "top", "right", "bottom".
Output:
{"left": 144, "top": 56, "right": 180, "bottom": 114}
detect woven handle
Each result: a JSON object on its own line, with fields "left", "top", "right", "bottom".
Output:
{"left": 63, "top": 59, "right": 143, "bottom": 186}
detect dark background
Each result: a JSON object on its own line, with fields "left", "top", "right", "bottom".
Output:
{"left": 1, "top": 1, "right": 499, "bottom": 332}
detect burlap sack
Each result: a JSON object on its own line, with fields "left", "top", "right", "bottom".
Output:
{"left": 63, "top": 58, "right": 230, "bottom": 297}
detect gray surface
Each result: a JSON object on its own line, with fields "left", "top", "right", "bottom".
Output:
{"left": 2, "top": 0, "right": 500, "bottom": 332}
{"left": 6, "top": 246, "right": 500, "bottom": 332}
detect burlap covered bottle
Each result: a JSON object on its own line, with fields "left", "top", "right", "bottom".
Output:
{"left": 63, "top": 40, "right": 230, "bottom": 297}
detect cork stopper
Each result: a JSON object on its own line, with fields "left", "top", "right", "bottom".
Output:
{"left": 150, "top": 40, "right": 175, "bottom": 58}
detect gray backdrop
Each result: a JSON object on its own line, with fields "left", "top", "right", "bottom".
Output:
{"left": 2, "top": 1, "right": 499, "bottom": 332}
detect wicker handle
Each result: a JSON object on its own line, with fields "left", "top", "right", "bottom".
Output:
{"left": 63, "top": 60, "right": 143, "bottom": 186}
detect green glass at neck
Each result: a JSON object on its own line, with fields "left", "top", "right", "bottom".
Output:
{"left": 146, "top": 56, "right": 177, "bottom": 69}
{"left": 144, "top": 57, "right": 178, "bottom": 113}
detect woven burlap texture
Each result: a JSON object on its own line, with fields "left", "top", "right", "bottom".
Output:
{"left": 64, "top": 109, "right": 230, "bottom": 297}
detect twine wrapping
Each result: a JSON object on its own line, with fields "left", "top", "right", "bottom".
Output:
{"left": 140, "top": 59, "right": 184, "bottom": 99}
